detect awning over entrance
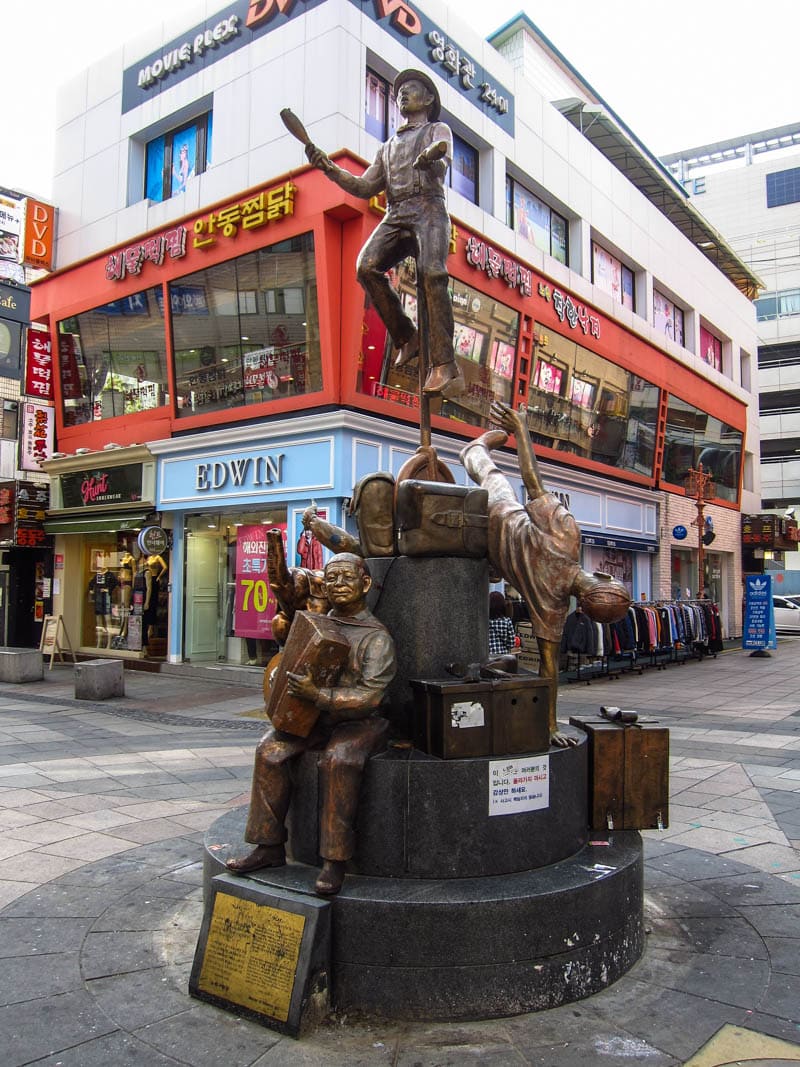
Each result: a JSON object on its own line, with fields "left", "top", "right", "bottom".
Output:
{"left": 44, "top": 512, "right": 153, "bottom": 534}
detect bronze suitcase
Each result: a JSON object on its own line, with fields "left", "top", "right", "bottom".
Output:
{"left": 396, "top": 480, "right": 488, "bottom": 558}
{"left": 266, "top": 611, "right": 350, "bottom": 737}
{"left": 411, "top": 679, "right": 494, "bottom": 758}
{"left": 569, "top": 713, "right": 669, "bottom": 831}
{"left": 411, "top": 676, "right": 552, "bottom": 759}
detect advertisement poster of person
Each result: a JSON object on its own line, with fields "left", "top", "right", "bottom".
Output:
{"left": 234, "top": 523, "right": 286, "bottom": 640}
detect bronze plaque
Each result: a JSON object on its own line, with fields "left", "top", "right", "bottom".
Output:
{"left": 190, "top": 873, "right": 331, "bottom": 1037}
{"left": 197, "top": 892, "right": 304, "bottom": 1022}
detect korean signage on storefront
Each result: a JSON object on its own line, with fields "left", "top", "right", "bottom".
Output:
{"left": 233, "top": 523, "right": 284, "bottom": 639}
{"left": 122, "top": 0, "right": 513, "bottom": 131}
{"left": 0, "top": 188, "right": 56, "bottom": 276}
{"left": 0, "top": 480, "right": 50, "bottom": 548}
{"left": 20, "top": 402, "right": 54, "bottom": 472}
{"left": 25, "top": 328, "right": 53, "bottom": 400}
{"left": 60, "top": 464, "right": 144, "bottom": 509}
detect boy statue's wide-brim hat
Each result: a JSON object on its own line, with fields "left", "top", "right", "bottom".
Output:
{"left": 394, "top": 68, "right": 441, "bottom": 122}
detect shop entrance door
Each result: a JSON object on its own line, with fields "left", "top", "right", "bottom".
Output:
{"left": 185, "top": 534, "right": 222, "bottom": 661}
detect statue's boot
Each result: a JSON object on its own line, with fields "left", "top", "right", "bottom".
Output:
{"left": 226, "top": 843, "right": 285, "bottom": 874}
{"left": 315, "top": 859, "right": 347, "bottom": 895}
{"left": 394, "top": 330, "right": 419, "bottom": 368}
{"left": 423, "top": 361, "right": 465, "bottom": 397}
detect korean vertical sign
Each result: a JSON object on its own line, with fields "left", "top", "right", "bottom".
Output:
{"left": 233, "top": 524, "right": 285, "bottom": 640}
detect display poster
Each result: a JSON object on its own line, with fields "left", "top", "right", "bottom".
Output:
{"left": 742, "top": 574, "right": 777, "bottom": 651}
{"left": 233, "top": 523, "right": 285, "bottom": 640}
{"left": 489, "top": 754, "right": 550, "bottom": 816}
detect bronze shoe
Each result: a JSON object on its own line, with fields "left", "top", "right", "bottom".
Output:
{"left": 315, "top": 859, "right": 347, "bottom": 895}
{"left": 394, "top": 331, "right": 420, "bottom": 368}
{"left": 423, "top": 362, "right": 465, "bottom": 397}
{"left": 226, "top": 843, "right": 286, "bottom": 874}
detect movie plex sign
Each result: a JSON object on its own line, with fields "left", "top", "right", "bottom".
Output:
{"left": 60, "top": 464, "right": 144, "bottom": 509}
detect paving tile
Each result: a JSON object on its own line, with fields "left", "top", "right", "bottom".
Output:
{"left": 0, "top": 851, "right": 86, "bottom": 883}
{"left": 130, "top": 1003, "right": 281, "bottom": 1067}
{"left": 0, "top": 951, "right": 83, "bottom": 1005}
{"left": 719, "top": 842, "right": 800, "bottom": 874}
{"left": 0, "top": 988, "right": 119, "bottom": 1066}
{"left": 24, "top": 1030, "right": 185, "bottom": 1066}
{"left": 740, "top": 904, "right": 800, "bottom": 939}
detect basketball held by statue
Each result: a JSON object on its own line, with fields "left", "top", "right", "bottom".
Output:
{"left": 573, "top": 570, "right": 631, "bottom": 624}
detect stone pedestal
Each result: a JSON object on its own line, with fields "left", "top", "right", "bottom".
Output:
{"left": 0, "top": 648, "right": 44, "bottom": 683}
{"left": 199, "top": 555, "right": 645, "bottom": 1023}
{"left": 203, "top": 805, "right": 643, "bottom": 1020}
{"left": 74, "top": 658, "right": 125, "bottom": 699}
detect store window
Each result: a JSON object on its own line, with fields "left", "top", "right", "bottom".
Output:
{"left": 592, "top": 242, "right": 634, "bottom": 311}
{"left": 57, "top": 286, "right": 170, "bottom": 427}
{"left": 662, "top": 396, "right": 742, "bottom": 502}
{"left": 145, "top": 113, "right": 212, "bottom": 202}
{"left": 80, "top": 535, "right": 169, "bottom": 655}
{"left": 365, "top": 69, "right": 400, "bottom": 141}
{"left": 699, "top": 324, "right": 722, "bottom": 372}
{"left": 505, "top": 177, "right": 568, "bottom": 265}
{"left": 183, "top": 508, "right": 288, "bottom": 664}
{"left": 527, "top": 325, "right": 659, "bottom": 476}
{"left": 170, "top": 232, "right": 321, "bottom": 418}
{"left": 653, "top": 289, "right": 685, "bottom": 346}
{"left": 357, "top": 259, "right": 518, "bottom": 429}
{"left": 450, "top": 134, "right": 478, "bottom": 204}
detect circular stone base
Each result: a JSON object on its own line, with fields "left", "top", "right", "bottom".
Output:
{"left": 205, "top": 809, "right": 644, "bottom": 1020}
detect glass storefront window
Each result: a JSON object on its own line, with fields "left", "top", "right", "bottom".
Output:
{"left": 170, "top": 233, "right": 321, "bottom": 417}
{"left": 80, "top": 534, "right": 169, "bottom": 655}
{"left": 662, "top": 396, "right": 742, "bottom": 502}
{"left": 183, "top": 509, "right": 287, "bottom": 664}
{"left": 356, "top": 260, "right": 519, "bottom": 429}
{"left": 57, "top": 286, "right": 169, "bottom": 427}
{"left": 592, "top": 242, "right": 634, "bottom": 311}
{"left": 527, "top": 324, "right": 659, "bottom": 476}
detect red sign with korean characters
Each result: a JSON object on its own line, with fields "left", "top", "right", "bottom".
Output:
{"left": 24, "top": 328, "right": 53, "bottom": 401}
{"left": 233, "top": 523, "right": 286, "bottom": 640}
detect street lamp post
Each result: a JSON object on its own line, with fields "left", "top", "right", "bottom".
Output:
{"left": 684, "top": 462, "right": 715, "bottom": 596}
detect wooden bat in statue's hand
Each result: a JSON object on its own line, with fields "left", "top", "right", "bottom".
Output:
{"left": 279, "top": 108, "right": 334, "bottom": 172}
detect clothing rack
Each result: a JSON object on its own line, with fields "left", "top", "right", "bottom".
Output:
{"left": 561, "top": 598, "right": 723, "bottom": 685}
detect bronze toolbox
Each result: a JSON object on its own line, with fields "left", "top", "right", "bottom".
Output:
{"left": 411, "top": 676, "right": 551, "bottom": 759}
{"left": 266, "top": 611, "right": 350, "bottom": 737}
{"left": 395, "top": 480, "right": 489, "bottom": 558}
{"left": 569, "top": 713, "right": 669, "bottom": 831}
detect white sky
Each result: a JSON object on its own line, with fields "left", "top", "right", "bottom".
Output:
{"left": 3, "top": 0, "right": 798, "bottom": 200}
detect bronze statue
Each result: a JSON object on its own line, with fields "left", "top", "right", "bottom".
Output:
{"left": 461, "top": 400, "right": 631, "bottom": 747}
{"left": 302, "top": 69, "right": 463, "bottom": 400}
{"left": 227, "top": 553, "right": 397, "bottom": 896}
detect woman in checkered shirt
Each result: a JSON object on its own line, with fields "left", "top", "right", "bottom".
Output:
{"left": 488, "top": 591, "right": 516, "bottom": 656}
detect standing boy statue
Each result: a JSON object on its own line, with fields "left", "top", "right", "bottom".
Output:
{"left": 306, "top": 68, "right": 464, "bottom": 398}
{"left": 227, "top": 554, "right": 396, "bottom": 896}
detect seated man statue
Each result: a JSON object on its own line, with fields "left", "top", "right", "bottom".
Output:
{"left": 227, "top": 553, "right": 396, "bottom": 896}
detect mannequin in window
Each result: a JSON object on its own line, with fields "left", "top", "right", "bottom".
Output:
{"left": 138, "top": 556, "right": 167, "bottom": 643}
{"left": 88, "top": 567, "right": 119, "bottom": 647}
{"left": 118, "top": 550, "right": 135, "bottom": 637}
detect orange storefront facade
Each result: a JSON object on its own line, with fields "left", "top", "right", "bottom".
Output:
{"left": 31, "top": 159, "right": 747, "bottom": 661}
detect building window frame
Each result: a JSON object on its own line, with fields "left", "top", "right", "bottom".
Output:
{"left": 766, "top": 166, "right": 800, "bottom": 209}
{"left": 505, "top": 176, "right": 568, "bottom": 265}
{"left": 144, "top": 112, "right": 212, "bottom": 204}
{"left": 591, "top": 241, "right": 635, "bottom": 312}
